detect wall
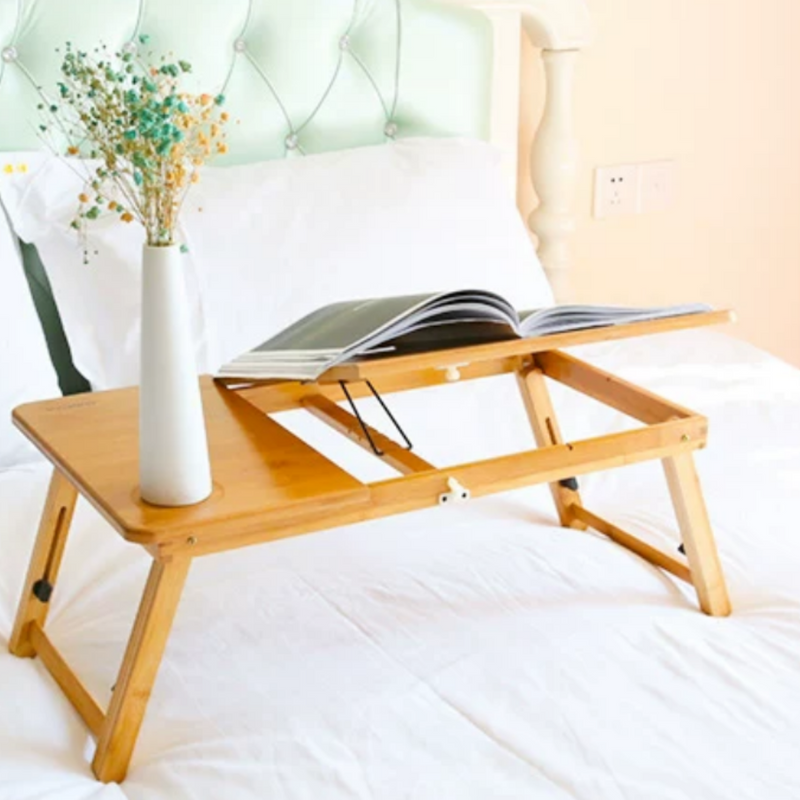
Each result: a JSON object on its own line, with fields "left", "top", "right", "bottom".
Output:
{"left": 518, "top": 0, "right": 800, "bottom": 366}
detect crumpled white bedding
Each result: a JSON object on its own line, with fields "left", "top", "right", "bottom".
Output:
{"left": 1, "top": 329, "right": 800, "bottom": 800}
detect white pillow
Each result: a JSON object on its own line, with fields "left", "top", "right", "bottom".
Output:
{"left": 0, "top": 195, "right": 61, "bottom": 468}
{"left": 0, "top": 152, "right": 211, "bottom": 390}
{"left": 0, "top": 139, "right": 551, "bottom": 388}
{"left": 185, "top": 137, "right": 554, "bottom": 365}
{"left": 182, "top": 138, "right": 554, "bottom": 484}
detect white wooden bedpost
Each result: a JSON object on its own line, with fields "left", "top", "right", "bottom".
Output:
{"left": 464, "top": 0, "right": 592, "bottom": 300}
{"left": 529, "top": 48, "right": 580, "bottom": 301}
{"left": 517, "top": 1, "right": 591, "bottom": 302}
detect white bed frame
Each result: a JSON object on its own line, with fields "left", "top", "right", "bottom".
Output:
{"left": 0, "top": 0, "right": 591, "bottom": 301}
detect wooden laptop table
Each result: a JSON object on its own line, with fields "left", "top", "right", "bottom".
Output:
{"left": 9, "top": 311, "right": 733, "bottom": 783}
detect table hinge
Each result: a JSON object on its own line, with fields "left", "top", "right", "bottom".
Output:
{"left": 559, "top": 477, "right": 579, "bottom": 491}
{"left": 32, "top": 579, "right": 53, "bottom": 603}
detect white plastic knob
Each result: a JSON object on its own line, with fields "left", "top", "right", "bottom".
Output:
{"left": 439, "top": 477, "right": 471, "bottom": 505}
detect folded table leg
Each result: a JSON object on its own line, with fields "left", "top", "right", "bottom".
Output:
{"left": 9, "top": 469, "right": 78, "bottom": 658}
{"left": 92, "top": 555, "right": 192, "bottom": 783}
{"left": 663, "top": 452, "right": 731, "bottom": 617}
{"left": 516, "top": 365, "right": 586, "bottom": 530}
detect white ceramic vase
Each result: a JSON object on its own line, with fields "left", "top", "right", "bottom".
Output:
{"left": 139, "top": 244, "right": 212, "bottom": 506}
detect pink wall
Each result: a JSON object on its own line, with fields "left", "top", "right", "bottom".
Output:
{"left": 519, "top": 0, "right": 800, "bottom": 365}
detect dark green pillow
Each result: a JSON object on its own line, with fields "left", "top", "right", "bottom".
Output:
{"left": 20, "top": 241, "right": 90, "bottom": 396}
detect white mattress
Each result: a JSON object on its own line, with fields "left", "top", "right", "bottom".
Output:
{"left": 1, "top": 329, "right": 799, "bottom": 799}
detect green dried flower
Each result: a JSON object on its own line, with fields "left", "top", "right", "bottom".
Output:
{"left": 42, "top": 36, "right": 230, "bottom": 250}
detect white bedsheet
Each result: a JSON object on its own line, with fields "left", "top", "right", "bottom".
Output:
{"left": 1, "top": 329, "right": 799, "bottom": 799}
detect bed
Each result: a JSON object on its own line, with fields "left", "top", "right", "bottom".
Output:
{"left": 1, "top": 1, "right": 799, "bottom": 797}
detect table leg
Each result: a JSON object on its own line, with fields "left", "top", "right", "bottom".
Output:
{"left": 9, "top": 469, "right": 78, "bottom": 658}
{"left": 92, "top": 555, "right": 191, "bottom": 783}
{"left": 663, "top": 452, "right": 731, "bottom": 617}
{"left": 516, "top": 366, "right": 586, "bottom": 529}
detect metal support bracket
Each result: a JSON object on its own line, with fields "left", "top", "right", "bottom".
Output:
{"left": 339, "top": 380, "right": 414, "bottom": 457}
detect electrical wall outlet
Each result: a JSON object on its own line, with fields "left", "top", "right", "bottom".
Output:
{"left": 593, "top": 161, "right": 677, "bottom": 218}
{"left": 639, "top": 160, "right": 676, "bottom": 213}
{"left": 593, "top": 164, "right": 638, "bottom": 218}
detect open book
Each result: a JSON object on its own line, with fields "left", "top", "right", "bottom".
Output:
{"left": 217, "top": 290, "right": 710, "bottom": 381}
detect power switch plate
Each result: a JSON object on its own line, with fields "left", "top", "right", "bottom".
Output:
{"left": 593, "top": 164, "right": 639, "bottom": 218}
{"left": 639, "top": 160, "right": 676, "bottom": 213}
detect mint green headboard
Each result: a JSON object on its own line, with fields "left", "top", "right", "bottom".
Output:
{"left": 0, "top": 0, "right": 494, "bottom": 391}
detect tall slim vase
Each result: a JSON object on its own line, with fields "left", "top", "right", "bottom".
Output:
{"left": 139, "top": 244, "right": 212, "bottom": 506}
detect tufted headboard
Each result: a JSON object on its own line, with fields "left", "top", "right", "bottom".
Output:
{"left": 0, "top": 0, "right": 591, "bottom": 388}
{"left": 0, "top": 0, "right": 500, "bottom": 159}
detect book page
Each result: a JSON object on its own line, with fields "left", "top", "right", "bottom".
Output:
{"left": 519, "top": 303, "right": 711, "bottom": 338}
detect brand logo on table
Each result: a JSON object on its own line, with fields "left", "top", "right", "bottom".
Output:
{"left": 44, "top": 398, "right": 97, "bottom": 412}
